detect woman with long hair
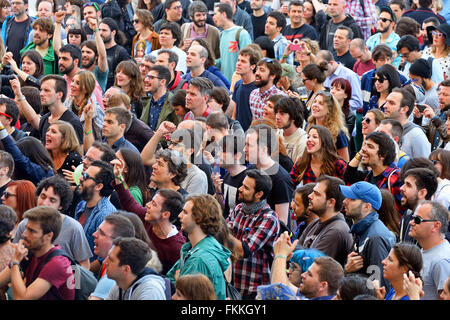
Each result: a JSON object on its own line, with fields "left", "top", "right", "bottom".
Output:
{"left": 362, "top": 109, "right": 385, "bottom": 138}
{"left": 131, "top": 9, "right": 160, "bottom": 62}
{"left": 377, "top": 243, "right": 423, "bottom": 300}
{"left": 307, "top": 90, "right": 350, "bottom": 162}
{"left": 66, "top": 70, "right": 104, "bottom": 139}
{"left": 302, "top": 0, "right": 316, "bottom": 28}
{"left": 290, "top": 125, "right": 347, "bottom": 187}
{"left": 173, "top": 274, "right": 217, "bottom": 300}
{"left": 1, "top": 180, "right": 37, "bottom": 222}
{"left": 368, "top": 64, "right": 402, "bottom": 112}
{"left": 331, "top": 78, "right": 355, "bottom": 156}
{"left": 137, "top": 0, "right": 161, "bottom": 11}
{"left": 45, "top": 120, "right": 82, "bottom": 175}
{"left": 423, "top": 24, "right": 450, "bottom": 80}
{"left": 429, "top": 149, "right": 450, "bottom": 209}
{"left": 378, "top": 189, "right": 400, "bottom": 238}
{"left": 115, "top": 148, "right": 150, "bottom": 206}
{"left": 115, "top": 60, "right": 144, "bottom": 118}
{"left": 0, "top": 50, "right": 44, "bottom": 96}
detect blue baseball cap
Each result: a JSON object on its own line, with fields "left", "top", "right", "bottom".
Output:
{"left": 339, "top": 181, "right": 382, "bottom": 210}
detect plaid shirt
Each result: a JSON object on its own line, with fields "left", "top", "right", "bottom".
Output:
{"left": 249, "top": 85, "right": 284, "bottom": 120}
{"left": 346, "top": 0, "right": 378, "bottom": 40}
{"left": 226, "top": 202, "right": 280, "bottom": 296}
{"left": 290, "top": 159, "right": 347, "bottom": 186}
{"left": 364, "top": 163, "right": 405, "bottom": 214}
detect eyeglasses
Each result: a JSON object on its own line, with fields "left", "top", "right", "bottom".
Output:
{"left": 379, "top": 17, "right": 392, "bottom": 23}
{"left": 432, "top": 31, "right": 444, "bottom": 38}
{"left": 362, "top": 117, "right": 372, "bottom": 124}
{"left": 0, "top": 112, "right": 12, "bottom": 119}
{"left": 2, "top": 191, "right": 16, "bottom": 199}
{"left": 375, "top": 77, "right": 387, "bottom": 83}
{"left": 81, "top": 172, "right": 99, "bottom": 184}
{"left": 83, "top": 2, "right": 100, "bottom": 11}
{"left": 145, "top": 74, "right": 162, "bottom": 80}
{"left": 431, "top": 159, "right": 441, "bottom": 165}
{"left": 11, "top": 2, "right": 24, "bottom": 6}
{"left": 411, "top": 215, "right": 438, "bottom": 224}
{"left": 132, "top": 19, "right": 139, "bottom": 24}
{"left": 398, "top": 52, "right": 409, "bottom": 59}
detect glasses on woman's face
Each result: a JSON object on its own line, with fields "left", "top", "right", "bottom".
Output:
{"left": 375, "top": 76, "right": 387, "bottom": 83}
{"left": 132, "top": 19, "right": 139, "bottom": 24}
{"left": 432, "top": 30, "right": 444, "bottom": 38}
{"left": 2, "top": 191, "right": 16, "bottom": 199}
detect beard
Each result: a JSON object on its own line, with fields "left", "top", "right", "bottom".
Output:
{"left": 77, "top": 184, "right": 96, "bottom": 202}
{"left": 59, "top": 61, "right": 75, "bottom": 75}
{"left": 376, "top": 25, "right": 390, "bottom": 34}
{"left": 255, "top": 78, "right": 269, "bottom": 88}
{"left": 308, "top": 201, "right": 327, "bottom": 217}
{"left": 82, "top": 56, "right": 96, "bottom": 69}
{"left": 193, "top": 19, "right": 205, "bottom": 28}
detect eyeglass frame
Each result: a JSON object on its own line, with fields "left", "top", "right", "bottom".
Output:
{"left": 411, "top": 215, "right": 438, "bottom": 225}
{"left": 81, "top": 172, "right": 100, "bottom": 184}
{"left": 2, "top": 191, "right": 17, "bottom": 199}
{"left": 82, "top": 2, "right": 100, "bottom": 11}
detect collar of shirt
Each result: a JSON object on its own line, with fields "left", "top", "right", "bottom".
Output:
{"left": 259, "top": 85, "right": 280, "bottom": 98}
{"left": 150, "top": 91, "right": 168, "bottom": 106}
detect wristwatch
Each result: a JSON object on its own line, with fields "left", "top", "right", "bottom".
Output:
{"left": 9, "top": 261, "right": 20, "bottom": 269}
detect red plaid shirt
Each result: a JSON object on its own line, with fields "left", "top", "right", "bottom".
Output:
{"left": 226, "top": 202, "right": 280, "bottom": 296}
{"left": 346, "top": 0, "right": 378, "bottom": 40}
{"left": 290, "top": 159, "right": 347, "bottom": 186}
{"left": 249, "top": 85, "right": 285, "bottom": 120}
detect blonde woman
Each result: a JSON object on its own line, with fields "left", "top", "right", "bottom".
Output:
{"left": 306, "top": 91, "right": 350, "bottom": 162}
{"left": 65, "top": 70, "right": 104, "bottom": 140}
{"left": 423, "top": 24, "right": 450, "bottom": 80}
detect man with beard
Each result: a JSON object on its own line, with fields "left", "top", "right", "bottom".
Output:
{"left": 10, "top": 74, "right": 83, "bottom": 144}
{"left": 226, "top": 169, "right": 280, "bottom": 299}
{"left": 249, "top": 57, "right": 285, "bottom": 120}
{"left": 154, "top": 0, "right": 189, "bottom": 33}
{"left": 140, "top": 65, "right": 176, "bottom": 131}
{"left": 398, "top": 168, "right": 438, "bottom": 244}
{"left": 298, "top": 175, "right": 352, "bottom": 266}
{"left": 99, "top": 18, "right": 131, "bottom": 91}
{"left": 180, "top": 1, "right": 220, "bottom": 59}
{"left": 80, "top": 17, "right": 109, "bottom": 93}
{"left": 20, "top": 17, "right": 58, "bottom": 75}
{"left": 341, "top": 181, "right": 395, "bottom": 290}
{"left": 0, "top": 206, "right": 75, "bottom": 300}
{"left": 74, "top": 160, "right": 116, "bottom": 260}
{"left": 1, "top": 0, "right": 35, "bottom": 65}
{"left": 291, "top": 183, "right": 318, "bottom": 240}
{"left": 413, "top": 79, "right": 450, "bottom": 151}
{"left": 273, "top": 97, "right": 306, "bottom": 163}
{"left": 250, "top": 0, "right": 267, "bottom": 40}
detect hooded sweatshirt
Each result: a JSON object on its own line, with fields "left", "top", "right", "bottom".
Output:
{"left": 106, "top": 267, "right": 167, "bottom": 300}
{"left": 167, "top": 235, "right": 231, "bottom": 300}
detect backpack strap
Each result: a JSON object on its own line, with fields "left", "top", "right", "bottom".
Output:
{"left": 387, "top": 168, "right": 398, "bottom": 192}
{"left": 235, "top": 27, "right": 243, "bottom": 51}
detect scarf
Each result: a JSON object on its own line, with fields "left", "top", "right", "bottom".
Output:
{"left": 241, "top": 200, "right": 267, "bottom": 215}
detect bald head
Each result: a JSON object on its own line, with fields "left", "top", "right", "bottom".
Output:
{"left": 187, "top": 44, "right": 209, "bottom": 70}
{"left": 350, "top": 38, "right": 370, "bottom": 62}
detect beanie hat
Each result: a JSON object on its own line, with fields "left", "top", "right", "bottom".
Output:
{"left": 409, "top": 58, "right": 432, "bottom": 79}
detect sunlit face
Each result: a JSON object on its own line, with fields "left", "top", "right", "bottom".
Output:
{"left": 45, "top": 124, "right": 63, "bottom": 151}
{"left": 37, "top": 186, "right": 62, "bottom": 210}
{"left": 159, "top": 28, "right": 176, "bottom": 48}
{"left": 289, "top": 4, "right": 303, "bottom": 25}
{"left": 432, "top": 29, "right": 446, "bottom": 47}
{"left": 151, "top": 157, "right": 174, "bottom": 186}
{"left": 178, "top": 200, "right": 196, "bottom": 234}
{"left": 81, "top": 45, "right": 96, "bottom": 69}
{"left": 192, "top": 11, "right": 206, "bottom": 28}
{"left": 68, "top": 33, "right": 82, "bottom": 46}
{"left": 400, "top": 175, "right": 420, "bottom": 210}
{"left": 438, "top": 85, "right": 450, "bottom": 109}
{"left": 1, "top": 185, "right": 17, "bottom": 210}
{"left": 145, "top": 193, "right": 166, "bottom": 222}
{"left": 21, "top": 55, "right": 37, "bottom": 76}
{"left": 185, "top": 84, "right": 206, "bottom": 111}
{"left": 115, "top": 69, "right": 131, "bottom": 88}
{"left": 70, "top": 74, "right": 82, "bottom": 97}
{"left": 275, "top": 110, "right": 292, "bottom": 130}
{"left": 311, "top": 94, "right": 329, "bottom": 119}
{"left": 307, "top": 181, "right": 329, "bottom": 217}
{"left": 384, "top": 92, "right": 403, "bottom": 120}
{"left": 0, "top": 3, "right": 11, "bottom": 20}
{"left": 382, "top": 249, "right": 406, "bottom": 283}
{"left": 263, "top": 100, "right": 276, "bottom": 121}
{"left": 166, "top": 0, "right": 182, "bottom": 22}
{"left": 299, "top": 262, "right": 323, "bottom": 299}
{"left": 92, "top": 221, "right": 115, "bottom": 259}
{"left": 37, "top": 1, "right": 52, "bottom": 18}
{"left": 238, "top": 176, "right": 259, "bottom": 204}
{"left": 83, "top": 146, "right": 103, "bottom": 172}
{"left": 288, "top": 261, "right": 303, "bottom": 287}
{"left": 83, "top": 6, "right": 98, "bottom": 21}
{"left": 333, "top": 28, "right": 350, "bottom": 52}
{"left": 103, "top": 87, "right": 122, "bottom": 109}
{"left": 361, "top": 112, "right": 378, "bottom": 136}
{"left": 327, "top": 0, "right": 345, "bottom": 19}
{"left": 255, "top": 63, "right": 272, "bottom": 88}
{"left": 33, "top": 25, "right": 51, "bottom": 47}
{"left": 22, "top": 220, "right": 49, "bottom": 252}
{"left": 390, "top": 4, "right": 404, "bottom": 21}
{"left": 330, "top": 84, "right": 348, "bottom": 105}
{"left": 302, "top": 2, "right": 314, "bottom": 21}
{"left": 265, "top": 16, "right": 280, "bottom": 38}
{"left": 235, "top": 54, "right": 253, "bottom": 75}
{"left": 374, "top": 74, "right": 390, "bottom": 94}
{"left": 408, "top": 203, "right": 438, "bottom": 241}
{"left": 305, "top": 128, "right": 321, "bottom": 154}
{"left": 360, "top": 138, "right": 382, "bottom": 166}
{"left": 440, "top": 278, "right": 450, "bottom": 300}
{"left": 104, "top": 245, "right": 124, "bottom": 281}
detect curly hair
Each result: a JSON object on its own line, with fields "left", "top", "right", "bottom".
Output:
{"left": 185, "top": 194, "right": 222, "bottom": 236}
{"left": 155, "top": 149, "right": 188, "bottom": 186}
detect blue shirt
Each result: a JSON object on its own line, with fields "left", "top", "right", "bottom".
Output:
{"left": 324, "top": 63, "right": 362, "bottom": 113}
{"left": 182, "top": 70, "right": 230, "bottom": 92}
{"left": 106, "top": 136, "right": 140, "bottom": 154}
{"left": 148, "top": 92, "right": 168, "bottom": 131}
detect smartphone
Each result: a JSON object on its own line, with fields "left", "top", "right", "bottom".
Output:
{"left": 416, "top": 104, "right": 427, "bottom": 113}
{"left": 289, "top": 43, "right": 302, "bottom": 52}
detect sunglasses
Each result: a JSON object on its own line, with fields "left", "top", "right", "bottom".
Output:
{"left": 2, "top": 191, "right": 16, "bottom": 199}
{"left": 83, "top": 2, "right": 100, "bottom": 11}
{"left": 432, "top": 31, "right": 444, "bottom": 37}
{"left": 81, "top": 172, "right": 99, "bottom": 184}
{"left": 379, "top": 17, "right": 392, "bottom": 23}
{"left": 132, "top": 19, "right": 139, "bottom": 24}
{"left": 374, "top": 77, "right": 387, "bottom": 83}
{"left": 262, "top": 57, "right": 274, "bottom": 64}
{"left": 362, "top": 117, "right": 372, "bottom": 124}
{"left": 411, "top": 215, "right": 438, "bottom": 224}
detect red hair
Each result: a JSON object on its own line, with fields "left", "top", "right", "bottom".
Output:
{"left": 8, "top": 180, "right": 37, "bottom": 221}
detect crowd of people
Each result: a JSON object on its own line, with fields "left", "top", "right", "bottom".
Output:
{"left": 0, "top": 0, "right": 448, "bottom": 301}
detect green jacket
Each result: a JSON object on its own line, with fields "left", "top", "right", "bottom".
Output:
{"left": 140, "top": 91, "right": 178, "bottom": 130}
{"left": 167, "top": 235, "right": 231, "bottom": 300}
{"left": 20, "top": 40, "right": 58, "bottom": 76}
